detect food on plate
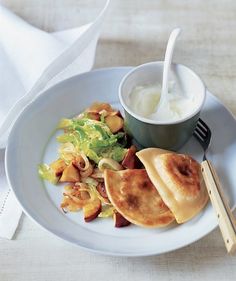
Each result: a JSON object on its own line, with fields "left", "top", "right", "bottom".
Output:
{"left": 121, "top": 145, "right": 141, "bottom": 169}
{"left": 104, "top": 115, "right": 124, "bottom": 133}
{"left": 96, "top": 182, "right": 110, "bottom": 204}
{"left": 104, "top": 169, "right": 175, "bottom": 228}
{"left": 59, "top": 163, "right": 81, "bottom": 182}
{"left": 50, "top": 159, "right": 67, "bottom": 177}
{"left": 39, "top": 101, "right": 208, "bottom": 229}
{"left": 83, "top": 198, "right": 102, "bottom": 222}
{"left": 113, "top": 211, "right": 131, "bottom": 227}
{"left": 128, "top": 81, "right": 198, "bottom": 121}
{"left": 39, "top": 102, "right": 132, "bottom": 226}
{"left": 136, "top": 148, "right": 209, "bottom": 223}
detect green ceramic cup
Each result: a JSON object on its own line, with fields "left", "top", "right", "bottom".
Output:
{"left": 119, "top": 62, "right": 206, "bottom": 151}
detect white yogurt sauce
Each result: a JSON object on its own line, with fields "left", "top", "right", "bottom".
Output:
{"left": 128, "top": 81, "right": 197, "bottom": 122}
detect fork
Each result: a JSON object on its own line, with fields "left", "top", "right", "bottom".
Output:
{"left": 194, "top": 118, "right": 236, "bottom": 253}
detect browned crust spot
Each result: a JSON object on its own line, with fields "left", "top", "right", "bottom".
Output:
{"left": 166, "top": 154, "right": 201, "bottom": 196}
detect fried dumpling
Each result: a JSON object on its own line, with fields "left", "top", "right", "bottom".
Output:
{"left": 137, "top": 148, "right": 209, "bottom": 223}
{"left": 104, "top": 169, "right": 175, "bottom": 228}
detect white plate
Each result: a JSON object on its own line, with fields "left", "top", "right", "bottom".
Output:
{"left": 5, "top": 67, "right": 236, "bottom": 256}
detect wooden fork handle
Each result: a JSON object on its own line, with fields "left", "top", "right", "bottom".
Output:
{"left": 201, "top": 160, "right": 236, "bottom": 253}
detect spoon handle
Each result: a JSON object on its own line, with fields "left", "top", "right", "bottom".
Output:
{"left": 158, "top": 28, "right": 181, "bottom": 109}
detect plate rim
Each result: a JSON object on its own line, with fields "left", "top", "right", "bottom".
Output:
{"left": 5, "top": 66, "right": 236, "bottom": 257}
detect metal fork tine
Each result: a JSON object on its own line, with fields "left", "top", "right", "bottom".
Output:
{"left": 197, "top": 121, "right": 208, "bottom": 133}
{"left": 194, "top": 118, "right": 212, "bottom": 153}
{"left": 198, "top": 118, "right": 208, "bottom": 128}
{"left": 195, "top": 128, "right": 206, "bottom": 141}
{"left": 199, "top": 119, "right": 211, "bottom": 136}
{"left": 193, "top": 131, "right": 204, "bottom": 144}
{"left": 195, "top": 127, "right": 207, "bottom": 139}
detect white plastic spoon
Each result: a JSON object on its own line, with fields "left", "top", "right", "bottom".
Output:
{"left": 155, "top": 28, "right": 181, "bottom": 113}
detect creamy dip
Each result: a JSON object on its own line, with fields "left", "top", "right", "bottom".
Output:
{"left": 128, "top": 81, "right": 197, "bottom": 122}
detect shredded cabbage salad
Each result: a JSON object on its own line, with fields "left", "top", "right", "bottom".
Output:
{"left": 38, "top": 102, "right": 137, "bottom": 227}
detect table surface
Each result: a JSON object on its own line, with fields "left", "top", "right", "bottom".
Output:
{"left": 1, "top": 0, "right": 236, "bottom": 280}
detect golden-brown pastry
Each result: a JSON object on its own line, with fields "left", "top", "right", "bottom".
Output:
{"left": 136, "top": 148, "right": 209, "bottom": 223}
{"left": 104, "top": 169, "right": 175, "bottom": 228}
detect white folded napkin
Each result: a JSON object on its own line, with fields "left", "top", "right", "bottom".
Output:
{"left": 0, "top": 0, "right": 110, "bottom": 239}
